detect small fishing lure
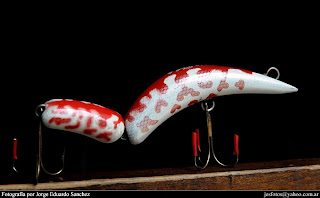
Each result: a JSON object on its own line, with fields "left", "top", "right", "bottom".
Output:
{"left": 125, "top": 65, "right": 298, "bottom": 145}
{"left": 13, "top": 99, "right": 125, "bottom": 184}
{"left": 38, "top": 99, "right": 125, "bottom": 143}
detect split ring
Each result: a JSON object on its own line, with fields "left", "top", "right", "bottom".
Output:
{"left": 35, "top": 104, "right": 46, "bottom": 117}
{"left": 201, "top": 101, "right": 215, "bottom": 112}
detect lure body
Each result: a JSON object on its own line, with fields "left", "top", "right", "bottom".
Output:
{"left": 41, "top": 99, "right": 125, "bottom": 143}
{"left": 125, "top": 65, "right": 298, "bottom": 145}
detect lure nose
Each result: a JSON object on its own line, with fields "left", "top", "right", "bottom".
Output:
{"left": 242, "top": 72, "right": 298, "bottom": 95}
{"left": 263, "top": 74, "right": 298, "bottom": 94}
{"left": 283, "top": 83, "right": 298, "bottom": 93}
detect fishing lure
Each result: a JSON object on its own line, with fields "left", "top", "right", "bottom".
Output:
{"left": 125, "top": 65, "right": 298, "bottom": 145}
{"left": 38, "top": 99, "right": 125, "bottom": 143}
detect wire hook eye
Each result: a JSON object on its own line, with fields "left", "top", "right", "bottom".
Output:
{"left": 35, "top": 104, "right": 46, "bottom": 117}
{"left": 265, "top": 67, "right": 280, "bottom": 80}
{"left": 201, "top": 101, "right": 215, "bottom": 112}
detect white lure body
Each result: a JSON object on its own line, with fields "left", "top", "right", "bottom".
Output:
{"left": 41, "top": 99, "right": 125, "bottom": 143}
{"left": 125, "top": 65, "right": 298, "bottom": 145}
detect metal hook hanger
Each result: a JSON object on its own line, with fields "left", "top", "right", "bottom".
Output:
{"left": 192, "top": 101, "right": 239, "bottom": 169}
{"left": 264, "top": 67, "right": 280, "bottom": 80}
{"left": 34, "top": 104, "right": 66, "bottom": 184}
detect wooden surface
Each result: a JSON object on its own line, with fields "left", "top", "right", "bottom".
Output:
{"left": 1, "top": 158, "right": 319, "bottom": 190}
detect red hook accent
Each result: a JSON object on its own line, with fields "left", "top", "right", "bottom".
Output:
{"left": 192, "top": 132, "right": 198, "bottom": 157}
{"left": 233, "top": 134, "right": 239, "bottom": 156}
{"left": 12, "top": 138, "right": 18, "bottom": 160}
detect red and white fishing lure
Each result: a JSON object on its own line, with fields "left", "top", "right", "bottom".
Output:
{"left": 40, "top": 99, "right": 125, "bottom": 143}
{"left": 125, "top": 65, "right": 298, "bottom": 145}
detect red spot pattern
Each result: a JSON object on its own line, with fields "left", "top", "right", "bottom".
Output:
{"left": 84, "top": 116, "right": 97, "bottom": 134}
{"left": 46, "top": 100, "right": 124, "bottom": 139}
{"left": 196, "top": 67, "right": 214, "bottom": 89}
{"left": 99, "top": 119, "right": 107, "bottom": 128}
{"left": 188, "top": 100, "right": 199, "bottom": 106}
{"left": 170, "top": 104, "right": 181, "bottom": 114}
{"left": 113, "top": 119, "right": 122, "bottom": 129}
{"left": 47, "top": 99, "right": 118, "bottom": 121}
{"left": 96, "top": 132, "right": 113, "bottom": 142}
{"left": 52, "top": 109, "right": 68, "bottom": 114}
{"left": 235, "top": 79, "right": 245, "bottom": 90}
{"left": 86, "top": 116, "right": 93, "bottom": 128}
{"left": 83, "top": 129, "right": 97, "bottom": 135}
{"left": 174, "top": 69, "right": 189, "bottom": 84}
{"left": 125, "top": 65, "right": 254, "bottom": 124}
{"left": 65, "top": 121, "right": 81, "bottom": 129}
{"left": 136, "top": 116, "right": 159, "bottom": 133}
{"left": 196, "top": 66, "right": 217, "bottom": 74}
{"left": 125, "top": 67, "right": 194, "bottom": 121}
{"left": 49, "top": 117, "right": 71, "bottom": 125}
{"left": 177, "top": 86, "right": 200, "bottom": 101}
{"left": 158, "top": 86, "right": 169, "bottom": 94}
{"left": 126, "top": 74, "right": 169, "bottom": 121}
{"left": 217, "top": 80, "right": 229, "bottom": 92}
{"left": 198, "top": 81, "right": 213, "bottom": 89}
{"left": 126, "top": 115, "right": 135, "bottom": 122}
{"left": 136, "top": 103, "right": 147, "bottom": 113}
{"left": 72, "top": 111, "right": 84, "bottom": 119}
{"left": 155, "top": 99, "right": 168, "bottom": 113}
{"left": 206, "top": 93, "right": 217, "bottom": 99}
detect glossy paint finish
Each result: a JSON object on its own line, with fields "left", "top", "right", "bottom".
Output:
{"left": 125, "top": 65, "right": 298, "bottom": 145}
{"left": 41, "top": 99, "right": 125, "bottom": 143}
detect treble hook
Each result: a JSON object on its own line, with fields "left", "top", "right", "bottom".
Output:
{"left": 192, "top": 101, "right": 239, "bottom": 169}
{"left": 34, "top": 104, "right": 65, "bottom": 184}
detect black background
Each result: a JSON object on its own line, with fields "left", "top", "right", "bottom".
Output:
{"left": 1, "top": 9, "right": 318, "bottom": 184}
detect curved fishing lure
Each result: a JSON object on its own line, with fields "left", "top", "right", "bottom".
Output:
{"left": 125, "top": 65, "right": 298, "bottom": 145}
{"left": 41, "top": 99, "right": 125, "bottom": 143}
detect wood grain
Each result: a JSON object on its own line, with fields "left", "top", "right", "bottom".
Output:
{"left": 1, "top": 159, "right": 319, "bottom": 190}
